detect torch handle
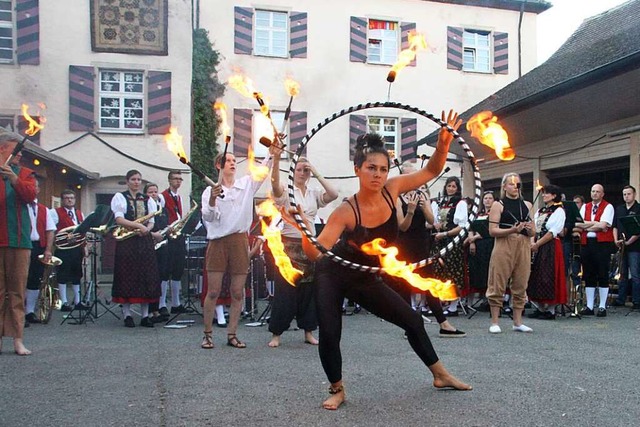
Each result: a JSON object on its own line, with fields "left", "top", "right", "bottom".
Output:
{"left": 3, "top": 135, "right": 27, "bottom": 166}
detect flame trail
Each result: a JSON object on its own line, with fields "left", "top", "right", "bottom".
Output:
{"left": 466, "top": 111, "right": 515, "bottom": 161}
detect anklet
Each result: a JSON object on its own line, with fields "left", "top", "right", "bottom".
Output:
{"left": 328, "top": 384, "right": 344, "bottom": 394}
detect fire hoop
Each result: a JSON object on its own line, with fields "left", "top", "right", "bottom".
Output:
{"left": 287, "top": 101, "right": 482, "bottom": 273}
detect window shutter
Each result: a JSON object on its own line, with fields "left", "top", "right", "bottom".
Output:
{"left": 288, "top": 111, "right": 307, "bottom": 156}
{"left": 234, "top": 6, "right": 253, "bottom": 55}
{"left": 400, "top": 118, "right": 417, "bottom": 161}
{"left": 493, "top": 32, "right": 508, "bottom": 74}
{"left": 349, "top": 16, "right": 367, "bottom": 63}
{"left": 400, "top": 22, "right": 417, "bottom": 67}
{"left": 16, "top": 0, "right": 39, "bottom": 65}
{"left": 349, "top": 114, "right": 367, "bottom": 161}
{"left": 233, "top": 109, "right": 252, "bottom": 157}
{"left": 447, "top": 26, "right": 463, "bottom": 70}
{"left": 147, "top": 71, "right": 172, "bottom": 135}
{"left": 289, "top": 12, "right": 307, "bottom": 59}
{"left": 68, "top": 65, "right": 95, "bottom": 132}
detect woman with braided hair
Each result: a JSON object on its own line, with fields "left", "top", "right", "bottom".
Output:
{"left": 282, "top": 111, "right": 471, "bottom": 410}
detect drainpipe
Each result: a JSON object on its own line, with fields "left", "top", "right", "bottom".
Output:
{"left": 518, "top": 0, "right": 526, "bottom": 78}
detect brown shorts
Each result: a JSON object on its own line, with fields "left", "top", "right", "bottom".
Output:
{"left": 205, "top": 233, "right": 249, "bottom": 275}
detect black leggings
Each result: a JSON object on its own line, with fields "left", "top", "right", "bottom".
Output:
{"left": 315, "top": 257, "right": 439, "bottom": 384}
{"left": 385, "top": 276, "right": 447, "bottom": 324}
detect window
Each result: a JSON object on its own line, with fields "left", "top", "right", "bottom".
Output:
{"left": 463, "top": 30, "right": 491, "bottom": 73}
{"left": 254, "top": 10, "right": 288, "bottom": 57}
{"left": 0, "top": 0, "right": 13, "bottom": 64}
{"left": 252, "top": 110, "right": 286, "bottom": 158}
{"left": 99, "top": 70, "right": 145, "bottom": 133}
{"left": 367, "top": 117, "right": 398, "bottom": 157}
{"left": 0, "top": 113, "right": 41, "bottom": 144}
{"left": 367, "top": 20, "right": 398, "bottom": 65}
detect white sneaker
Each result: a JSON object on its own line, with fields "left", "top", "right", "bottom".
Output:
{"left": 489, "top": 324, "right": 502, "bottom": 334}
{"left": 512, "top": 324, "right": 533, "bottom": 333}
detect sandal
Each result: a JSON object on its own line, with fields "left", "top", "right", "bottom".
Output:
{"left": 201, "top": 331, "right": 214, "bottom": 349}
{"left": 227, "top": 333, "right": 246, "bottom": 348}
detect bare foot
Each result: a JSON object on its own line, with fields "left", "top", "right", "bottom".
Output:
{"left": 322, "top": 389, "right": 345, "bottom": 410}
{"left": 268, "top": 335, "right": 280, "bottom": 348}
{"left": 304, "top": 331, "right": 319, "bottom": 345}
{"left": 433, "top": 373, "right": 472, "bottom": 390}
{"left": 14, "top": 339, "right": 32, "bottom": 356}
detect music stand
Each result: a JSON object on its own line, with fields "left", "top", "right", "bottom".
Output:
{"left": 81, "top": 232, "right": 120, "bottom": 322}
{"left": 562, "top": 201, "right": 584, "bottom": 224}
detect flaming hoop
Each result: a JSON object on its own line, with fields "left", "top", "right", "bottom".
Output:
{"left": 287, "top": 101, "right": 483, "bottom": 274}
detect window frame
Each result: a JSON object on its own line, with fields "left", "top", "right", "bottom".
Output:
{"left": 254, "top": 9, "right": 289, "bottom": 58}
{"left": 98, "top": 69, "right": 146, "bottom": 135}
{"left": 462, "top": 29, "right": 491, "bottom": 73}
{"left": 367, "top": 116, "right": 399, "bottom": 158}
{"left": 251, "top": 110, "right": 287, "bottom": 159}
{"left": 367, "top": 19, "right": 399, "bottom": 65}
{"left": 0, "top": 0, "right": 15, "bottom": 65}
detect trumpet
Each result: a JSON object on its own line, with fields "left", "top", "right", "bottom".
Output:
{"left": 55, "top": 226, "right": 86, "bottom": 250}
{"left": 112, "top": 210, "right": 162, "bottom": 241}
{"left": 154, "top": 200, "right": 199, "bottom": 250}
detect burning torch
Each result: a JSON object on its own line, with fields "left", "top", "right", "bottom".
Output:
{"left": 4, "top": 104, "right": 46, "bottom": 166}
{"left": 164, "top": 127, "right": 218, "bottom": 191}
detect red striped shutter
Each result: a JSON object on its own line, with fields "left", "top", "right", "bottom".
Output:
{"left": 147, "top": 71, "right": 171, "bottom": 135}
{"left": 289, "top": 11, "right": 307, "bottom": 59}
{"left": 233, "top": 109, "right": 252, "bottom": 157}
{"left": 349, "top": 114, "right": 367, "bottom": 161}
{"left": 400, "top": 118, "right": 417, "bottom": 161}
{"left": 493, "top": 32, "right": 509, "bottom": 74}
{"left": 400, "top": 22, "right": 417, "bottom": 67}
{"left": 16, "top": 0, "right": 39, "bottom": 65}
{"left": 349, "top": 17, "right": 367, "bottom": 63}
{"left": 234, "top": 7, "right": 253, "bottom": 55}
{"left": 288, "top": 111, "right": 307, "bottom": 156}
{"left": 447, "top": 26, "right": 463, "bottom": 70}
{"left": 68, "top": 65, "right": 95, "bottom": 132}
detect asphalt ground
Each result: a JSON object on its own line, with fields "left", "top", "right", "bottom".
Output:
{"left": 1, "top": 300, "right": 639, "bottom": 427}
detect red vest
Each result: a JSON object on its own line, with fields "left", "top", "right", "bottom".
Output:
{"left": 162, "top": 189, "right": 182, "bottom": 223}
{"left": 580, "top": 200, "right": 614, "bottom": 244}
{"left": 55, "top": 207, "right": 84, "bottom": 231}
{"left": 35, "top": 203, "right": 48, "bottom": 248}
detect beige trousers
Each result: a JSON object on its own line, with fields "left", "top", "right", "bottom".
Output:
{"left": 486, "top": 233, "right": 531, "bottom": 310}
{"left": 0, "top": 248, "right": 30, "bottom": 338}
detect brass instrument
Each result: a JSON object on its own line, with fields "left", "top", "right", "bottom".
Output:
{"left": 112, "top": 209, "right": 162, "bottom": 241}
{"left": 55, "top": 225, "right": 86, "bottom": 250}
{"left": 36, "top": 254, "right": 62, "bottom": 324}
{"left": 154, "top": 200, "right": 199, "bottom": 250}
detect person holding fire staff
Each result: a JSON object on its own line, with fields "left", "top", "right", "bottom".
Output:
{"left": 110, "top": 170, "right": 160, "bottom": 328}
{"left": 0, "top": 128, "right": 37, "bottom": 355}
{"left": 527, "top": 184, "right": 567, "bottom": 320}
{"left": 200, "top": 150, "right": 273, "bottom": 349}
{"left": 486, "top": 172, "right": 535, "bottom": 334}
{"left": 281, "top": 111, "right": 471, "bottom": 411}
{"left": 267, "top": 154, "right": 339, "bottom": 348}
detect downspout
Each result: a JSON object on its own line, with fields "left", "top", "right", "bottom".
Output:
{"left": 518, "top": 0, "right": 526, "bottom": 78}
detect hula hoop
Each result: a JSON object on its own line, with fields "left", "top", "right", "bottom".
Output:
{"left": 287, "top": 101, "right": 482, "bottom": 274}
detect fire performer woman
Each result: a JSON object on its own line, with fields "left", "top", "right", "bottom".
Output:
{"left": 267, "top": 155, "right": 338, "bottom": 348}
{"left": 200, "top": 151, "right": 273, "bottom": 349}
{"left": 110, "top": 170, "right": 160, "bottom": 328}
{"left": 282, "top": 111, "right": 471, "bottom": 410}
{"left": 486, "top": 173, "right": 535, "bottom": 333}
{"left": 527, "top": 184, "right": 567, "bottom": 319}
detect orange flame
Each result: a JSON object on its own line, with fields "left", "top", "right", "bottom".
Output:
{"left": 256, "top": 200, "right": 303, "bottom": 286}
{"left": 248, "top": 145, "right": 269, "bottom": 181}
{"left": 213, "top": 102, "right": 231, "bottom": 141}
{"left": 361, "top": 238, "right": 458, "bottom": 301}
{"left": 228, "top": 74, "right": 257, "bottom": 98}
{"left": 466, "top": 111, "right": 515, "bottom": 161}
{"left": 21, "top": 104, "right": 46, "bottom": 136}
{"left": 389, "top": 32, "right": 427, "bottom": 76}
{"left": 164, "top": 127, "right": 187, "bottom": 160}
{"left": 535, "top": 179, "right": 543, "bottom": 191}
{"left": 284, "top": 77, "right": 300, "bottom": 97}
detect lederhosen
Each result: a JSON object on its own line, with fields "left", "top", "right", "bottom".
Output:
{"left": 580, "top": 201, "right": 615, "bottom": 288}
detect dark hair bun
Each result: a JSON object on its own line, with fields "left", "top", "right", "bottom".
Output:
{"left": 356, "top": 133, "right": 385, "bottom": 151}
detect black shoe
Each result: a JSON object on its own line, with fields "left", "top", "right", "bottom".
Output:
{"left": 140, "top": 317, "right": 154, "bottom": 327}
{"left": 170, "top": 305, "right": 186, "bottom": 314}
{"left": 611, "top": 300, "right": 625, "bottom": 307}
{"left": 352, "top": 306, "right": 362, "bottom": 314}
{"left": 579, "top": 307, "right": 594, "bottom": 316}
{"left": 74, "top": 303, "right": 91, "bottom": 311}
{"left": 60, "top": 303, "right": 73, "bottom": 312}
{"left": 502, "top": 306, "right": 513, "bottom": 315}
{"left": 540, "top": 311, "right": 556, "bottom": 320}
{"left": 25, "top": 313, "right": 41, "bottom": 324}
{"left": 527, "top": 309, "right": 543, "bottom": 319}
{"left": 439, "top": 328, "right": 466, "bottom": 338}
{"left": 124, "top": 316, "right": 135, "bottom": 328}
{"left": 443, "top": 309, "right": 459, "bottom": 317}
{"left": 159, "top": 307, "right": 169, "bottom": 316}
{"left": 215, "top": 321, "right": 228, "bottom": 328}
{"left": 596, "top": 308, "right": 607, "bottom": 317}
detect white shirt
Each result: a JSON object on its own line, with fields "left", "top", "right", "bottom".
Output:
{"left": 580, "top": 202, "right": 614, "bottom": 238}
{"left": 28, "top": 199, "right": 56, "bottom": 241}
{"left": 50, "top": 207, "right": 81, "bottom": 226}
{"left": 453, "top": 200, "right": 470, "bottom": 228}
{"left": 274, "top": 185, "right": 327, "bottom": 238}
{"left": 201, "top": 157, "right": 272, "bottom": 240}
{"left": 534, "top": 206, "right": 566, "bottom": 238}
{"left": 110, "top": 193, "right": 157, "bottom": 224}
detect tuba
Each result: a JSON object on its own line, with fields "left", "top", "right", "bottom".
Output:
{"left": 112, "top": 209, "right": 162, "bottom": 241}
{"left": 154, "top": 200, "right": 199, "bottom": 250}
{"left": 55, "top": 226, "right": 86, "bottom": 250}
